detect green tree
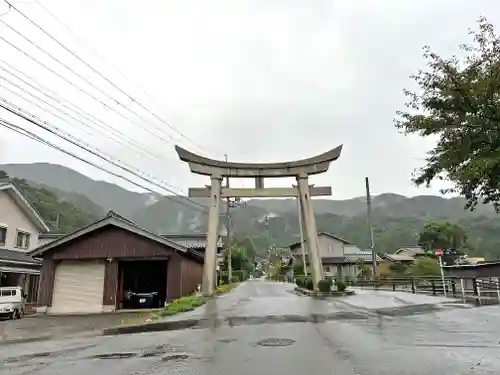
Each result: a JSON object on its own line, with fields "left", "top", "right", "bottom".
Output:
{"left": 221, "top": 245, "right": 254, "bottom": 273}
{"left": 0, "top": 170, "right": 7, "bottom": 179}
{"left": 418, "top": 221, "right": 468, "bottom": 265}
{"left": 407, "top": 258, "right": 441, "bottom": 277}
{"left": 395, "top": 17, "right": 500, "bottom": 212}
{"left": 418, "top": 221, "right": 467, "bottom": 251}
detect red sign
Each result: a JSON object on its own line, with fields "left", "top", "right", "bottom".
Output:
{"left": 435, "top": 249, "right": 444, "bottom": 257}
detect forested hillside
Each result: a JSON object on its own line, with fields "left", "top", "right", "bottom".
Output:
{"left": 1, "top": 170, "right": 99, "bottom": 233}
{"left": 2, "top": 164, "right": 500, "bottom": 259}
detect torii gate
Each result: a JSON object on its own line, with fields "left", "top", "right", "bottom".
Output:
{"left": 175, "top": 145, "right": 343, "bottom": 296}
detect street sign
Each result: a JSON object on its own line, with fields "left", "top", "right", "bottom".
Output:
{"left": 435, "top": 248, "right": 444, "bottom": 257}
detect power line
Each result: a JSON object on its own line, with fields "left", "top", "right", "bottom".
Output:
{"left": 36, "top": 1, "right": 195, "bottom": 142}
{"left": 0, "top": 118, "right": 208, "bottom": 215}
{"left": 0, "top": 22, "right": 182, "bottom": 148}
{"left": 0, "top": 34, "right": 175, "bottom": 148}
{"left": 0, "top": 84, "right": 187, "bottom": 195}
{"left": 0, "top": 100, "right": 209, "bottom": 213}
{"left": 0, "top": 95, "right": 194, "bottom": 203}
{"left": 0, "top": 62, "right": 172, "bottom": 163}
{"left": 2, "top": 0, "right": 215, "bottom": 156}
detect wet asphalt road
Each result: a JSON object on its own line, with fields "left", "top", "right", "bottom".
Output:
{"left": 1, "top": 280, "right": 500, "bottom": 374}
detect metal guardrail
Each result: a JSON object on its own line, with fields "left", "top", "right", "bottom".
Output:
{"left": 285, "top": 275, "right": 500, "bottom": 305}
{"left": 345, "top": 276, "right": 500, "bottom": 305}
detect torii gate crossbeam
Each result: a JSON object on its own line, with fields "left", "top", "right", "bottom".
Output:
{"left": 175, "top": 145, "right": 343, "bottom": 296}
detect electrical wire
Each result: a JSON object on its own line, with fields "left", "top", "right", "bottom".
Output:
{"left": 0, "top": 85, "right": 188, "bottom": 195}
{"left": 2, "top": 0, "right": 215, "bottom": 156}
{"left": 0, "top": 101, "right": 209, "bottom": 213}
{"left": 0, "top": 29, "right": 180, "bottom": 147}
{"left": 0, "top": 62, "right": 172, "bottom": 163}
{"left": 36, "top": 1, "right": 199, "bottom": 145}
{"left": 0, "top": 118, "right": 208, "bottom": 214}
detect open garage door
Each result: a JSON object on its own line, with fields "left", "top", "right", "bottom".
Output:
{"left": 51, "top": 260, "right": 105, "bottom": 314}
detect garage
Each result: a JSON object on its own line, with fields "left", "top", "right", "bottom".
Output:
{"left": 31, "top": 212, "right": 205, "bottom": 314}
{"left": 50, "top": 260, "right": 105, "bottom": 314}
{"left": 118, "top": 260, "right": 168, "bottom": 309}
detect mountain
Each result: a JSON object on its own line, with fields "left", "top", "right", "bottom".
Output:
{"left": 0, "top": 163, "right": 159, "bottom": 218}
{"left": 2, "top": 163, "right": 500, "bottom": 259}
{"left": 0, "top": 172, "right": 99, "bottom": 233}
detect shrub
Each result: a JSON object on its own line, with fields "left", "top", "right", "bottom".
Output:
{"left": 233, "top": 270, "right": 249, "bottom": 281}
{"left": 295, "top": 276, "right": 305, "bottom": 287}
{"left": 304, "top": 277, "right": 314, "bottom": 290}
{"left": 318, "top": 279, "right": 332, "bottom": 292}
{"left": 335, "top": 279, "right": 347, "bottom": 292}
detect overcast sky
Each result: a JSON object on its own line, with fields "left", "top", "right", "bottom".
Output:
{"left": 0, "top": 0, "right": 498, "bottom": 199}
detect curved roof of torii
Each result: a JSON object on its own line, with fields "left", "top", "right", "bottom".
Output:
{"left": 175, "top": 145, "right": 343, "bottom": 177}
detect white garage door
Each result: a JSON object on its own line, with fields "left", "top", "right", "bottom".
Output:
{"left": 51, "top": 260, "right": 105, "bottom": 314}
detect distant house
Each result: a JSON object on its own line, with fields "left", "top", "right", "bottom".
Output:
{"left": 395, "top": 246, "right": 427, "bottom": 257}
{"left": 30, "top": 211, "right": 206, "bottom": 315}
{"left": 383, "top": 246, "right": 427, "bottom": 264}
{"left": 289, "top": 232, "right": 382, "bottom": 279}
{"left": 159, "top": 233, "right": 223, "bottom": 261}
{"left": 0, "top": 179, "right": 50, "bottom": 302}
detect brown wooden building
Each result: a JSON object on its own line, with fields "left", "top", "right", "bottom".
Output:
{"left": 29, "top": 212, "right": 204, "bottom": 315}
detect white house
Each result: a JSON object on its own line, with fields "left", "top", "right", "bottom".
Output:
{"left": 0, "top": 179, "right": 50, "bottom": 301}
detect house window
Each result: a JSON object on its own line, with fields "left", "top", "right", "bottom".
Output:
{"left": 16, "top": 230, "right": 31, "bottom": 249}
{"left": 324, "top": 265, "right": 331, "bottom": 273}
{"left": 0, "top": 227, "right": 6, "bottom": 246}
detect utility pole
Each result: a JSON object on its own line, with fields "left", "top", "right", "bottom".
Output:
{"left": 225, "top": 154, "right": 232, "bottom": 282}
{"left": 365, "top": 177, "right": 379, "bottom": 278}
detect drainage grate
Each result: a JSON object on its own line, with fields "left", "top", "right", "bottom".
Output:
{"left": 257, "top": 338, "right": 295, "bottom": 347}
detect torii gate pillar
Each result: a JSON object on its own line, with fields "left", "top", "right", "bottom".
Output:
{"left": 204, "top": 175, "right": 223, "bottom": 295}
{"left": 296, "top": 174, "right": 323, "bottom": 285}
{"left": 175, "top": 145, "right": 343, "bottom": 296}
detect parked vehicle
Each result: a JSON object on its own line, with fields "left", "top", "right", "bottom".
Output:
{"left": 126, "top": 291, "right": 161, "bottom": 309}
{"left": 0, "top": 286, "right": 26, "bottom": 319}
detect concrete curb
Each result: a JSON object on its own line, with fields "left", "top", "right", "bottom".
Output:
{"left": 0, "top": 334, "right": 52, "bottom": 346}
{"left": 104, "top": 283, "right": 248, "bottom": 336}
{"left": 102, "top": 318, "right": 211, "bottom": 336}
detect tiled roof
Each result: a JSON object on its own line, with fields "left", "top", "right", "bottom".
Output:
{"left": 38, "top": 233, "right": 65, "bottom": 247}
{"left": 383, "top": 253, "right": 415, "bottom": 262}
{"left": 396, "top": 246, "right": 426, "bottom": 255}
{"left": 159, "top": 235, "right": 223, "bottom": 249}
{"left": 0, "top": 249, "right": 41, "bottom": 265}
{"left": 345, "top": 253, "right": 383, "bottom": 262}
{"left": 344, "top": 246, "right": 383, "bottom": 262}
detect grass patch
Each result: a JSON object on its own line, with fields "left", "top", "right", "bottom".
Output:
{"left": 156, "top": 295, "right": 207, "bottom": 317}
{"left": 215, "top": 283, "right": 239, "bottom": 295}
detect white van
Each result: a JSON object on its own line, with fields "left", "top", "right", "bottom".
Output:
{"left": 0, "top": 286, "right": 26, "bottom": 319}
